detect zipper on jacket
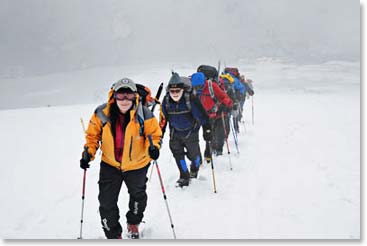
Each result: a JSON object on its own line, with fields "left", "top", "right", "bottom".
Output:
{"left": 129, "top": 136, "right": 133, "bottom": 161}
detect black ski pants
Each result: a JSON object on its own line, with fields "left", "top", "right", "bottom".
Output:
{"left": 169, "top": 130, "right": 201, "bottom": 178}
{"left": 211, "top": 117, "right": 227, "bottom": 152}
{"left": 98, "top": 161, "right": 149, "bottom": 239}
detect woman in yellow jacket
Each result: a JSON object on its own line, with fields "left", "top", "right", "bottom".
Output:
{"left": 80, "top": 78, "right": 162, "bottom": 239}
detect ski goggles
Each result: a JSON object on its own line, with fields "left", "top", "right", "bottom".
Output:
{"left": 169, "top": 88, "right": 183, "bottom": 94}
{"left": 114, "top": 92, "right": 136, "bottom": 101}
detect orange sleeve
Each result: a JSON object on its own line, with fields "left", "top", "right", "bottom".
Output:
{"left": 84, "top": 113, "right": 103, "bottom": 160}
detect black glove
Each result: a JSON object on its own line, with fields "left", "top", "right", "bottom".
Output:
{"left": 203, "top": 124, "right": 212, "bottom": 141}
{"left": 233, "top": 103, "right": 238, "bottom": 111}
{"left": 149, "top": 146, "right": 160, "bottom": 160}
{"left": 80, "top": 148, "right": 91, "bottom": 170}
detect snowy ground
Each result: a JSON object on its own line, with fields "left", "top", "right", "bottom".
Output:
{"left": 0, "top": 61, "right": 360, "bottom": 239}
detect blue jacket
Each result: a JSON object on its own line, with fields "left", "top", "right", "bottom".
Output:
{"left": 161, "top": 93, "right": 208, "bottom": 137}
{"left": 232, "top": 77, "right": 246, "bottom": 95}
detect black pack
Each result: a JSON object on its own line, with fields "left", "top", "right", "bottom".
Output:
{"left": 136, "top": 83, "right": 154, "bottom": 106}
{"left": 224, "top": 67, "right": 240, "bottom": 78}
{"left": 244, "top": 82, "right": 255, "bottom": 96}
{"left": 180, "top": 76, "right": 193, "bottom": 93}
{"left": 197, "top": 65, "right": 218, "bottom": 80}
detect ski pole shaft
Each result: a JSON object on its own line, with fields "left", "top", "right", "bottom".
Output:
{"left": 78, "top": 117, "right": 88, "bottom": 239}
{"left": 252, "top": 96, "right": 254, "bottom": 125}
{"left": 221, "top": 113, "right": 232, "bottom": 170}
{"left": 207, "top": 141, "right": 217, "bottom": 193}
{"left": 147, "top": 135, "right": 176, "bottom": 239}
{"left": 80, "top": 117, "right": 86, "bottom": 133}
{"left": 78, "top": 169, "right": 87, "bottom": 239}
{"left": 229, "top": 119, "right": 240, "bottom": 154}
{"left": 148, "top": 163, "right": 154, "bottom": 182}
{"left": 154, "top": 160, "right": 177, "bottom": 239}
{"left": 239, "top": 104, "right": 246, "bottom": 133}
{"left": 217, "top": 60, "right": 221, "bottom": 81}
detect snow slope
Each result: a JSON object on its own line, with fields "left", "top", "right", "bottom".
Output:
{"left": 0, "top": 61, "right": 360, "bottom": 239}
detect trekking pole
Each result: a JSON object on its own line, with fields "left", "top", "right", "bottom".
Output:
{"left": 148, "top": 135, "right": 177, "bottom": 239}
{"left": 80, "top": 117, "right": 86, "bottom": 133}
{"left": 230, "top": 112, "right": 240, "bottom": 153}
{"left": 151, "top": 82, "right": 164, "bottom": 113}
{"left": 78, "top": 118, "right": 87, "bottom": 239}
{"left": 148, "top": 83, "right": 164, "bottom": 182}
{"left": 233, "top": 113, "right": 242, "bottom": 145}
{"left": 217, "top": 60, "right": 221, "bottom": 80}
{"left": 221, "top": 113, "right": 233, "bottom": 170}
{"left": 148, "top": 161, "right": 155, "bottom": 182}
{"left": 239, "top": 104, "right": 246, "bottom": 133}
{"left": 207, "top": 140, "right": 217, "bottom": 193}
{"left": 229, "top": 119, "right": 240, "bottom": 154}
{"left": 78, "top": 169, "right": 87, "bottom": 239}
{"left": 252, "top": 96, "right": 254, "bottom": 125}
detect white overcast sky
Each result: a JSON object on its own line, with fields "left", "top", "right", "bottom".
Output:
{"left": 0, "top": 0, "right": 360, "bottom": 76}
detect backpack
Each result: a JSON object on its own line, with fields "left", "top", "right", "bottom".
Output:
{"left": 94, "top": 100, "right": 151, "bottom": 137}
{"left": 180, "top": 76, "right": 193, "bottom": 93}
{"left": 224, "top": 67, "right": 240, "bottom": 78}
{"left": 244, "top": 81, "right": 254, "bottom": 96}
{"left": 136, "top": 83, "right": 155, "bottom": 106}
{"left": 197, "top": 65, "right": 218, "bottom": 80}
{"left": 239, "top": 75, "right": 254, "bottom": 96}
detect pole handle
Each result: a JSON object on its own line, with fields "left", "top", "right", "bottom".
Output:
{"left": 152, "top": 82, "right": 164, "bottom": 112}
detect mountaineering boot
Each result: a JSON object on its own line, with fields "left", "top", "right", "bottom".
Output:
{"left": 176, "top": 178, "right": 190, "bottom": 187}
{"left": 190, "top": 156, "right": 200, "bottom": 179}
{"left": 216, "top": 150, "right": 223, "bottom": 156}
{"left": 127, "top": 224, "right": 139, "bottom": 239}
{"left": 190, "top": 170, "right": 198, "bottom": 179}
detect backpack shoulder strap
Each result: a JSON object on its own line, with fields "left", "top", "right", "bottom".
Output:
{"left": 208, "top": 80, "right": 215, "bottom": 99}
{"left": 191, "top": 93, "right": 209, "bottom": 121}
{"left": 164, "top": 93, "right": 170, "bottom": 115}
{"left": 136, "top": 101, "right": 156, "bottom": 136}
{"left": 136, "top": 102, "right": 145, "bottom": 136}
{"left": 95, "top": 103, "right": 109, "bottom": 126}
{"left": 184, "top": 92, "right": 191, "bottom": 111}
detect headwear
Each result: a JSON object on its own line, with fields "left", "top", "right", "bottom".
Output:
{"left": 220, "top": 73, "right": 235, "bottom": 84}
{"left": 191, "top": 72, "right": 205, "bottom": 88}
{"left": 112, "top": 78, "right": 137, "bottom": 92}
{"left": 168, "top": 72, "right": 184, "bottom": 89}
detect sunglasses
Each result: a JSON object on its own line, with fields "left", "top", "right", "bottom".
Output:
{"left": 169, "top": 89, "right": 182, "bottom": 94}
{"left": 114, "top": 92, "right": 136, "bottom": 101}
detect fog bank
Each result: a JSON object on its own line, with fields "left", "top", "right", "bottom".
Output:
{"left": 0, "top": 0, "right": 359, "bottom": 77}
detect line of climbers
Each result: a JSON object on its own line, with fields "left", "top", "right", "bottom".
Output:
{"left": 160, "top": 65, "right": 254, "bottom": 188}
{"left": 79, "top": 65, "right": 254, "bottom": 239}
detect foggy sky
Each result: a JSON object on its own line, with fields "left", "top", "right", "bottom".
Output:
{"left": 0, "top": 0, "right": 360, "bottom": 77}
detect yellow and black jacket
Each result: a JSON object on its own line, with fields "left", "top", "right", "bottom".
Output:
{"left": 84, "top": 89, "right": 162, "bottom": 171}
